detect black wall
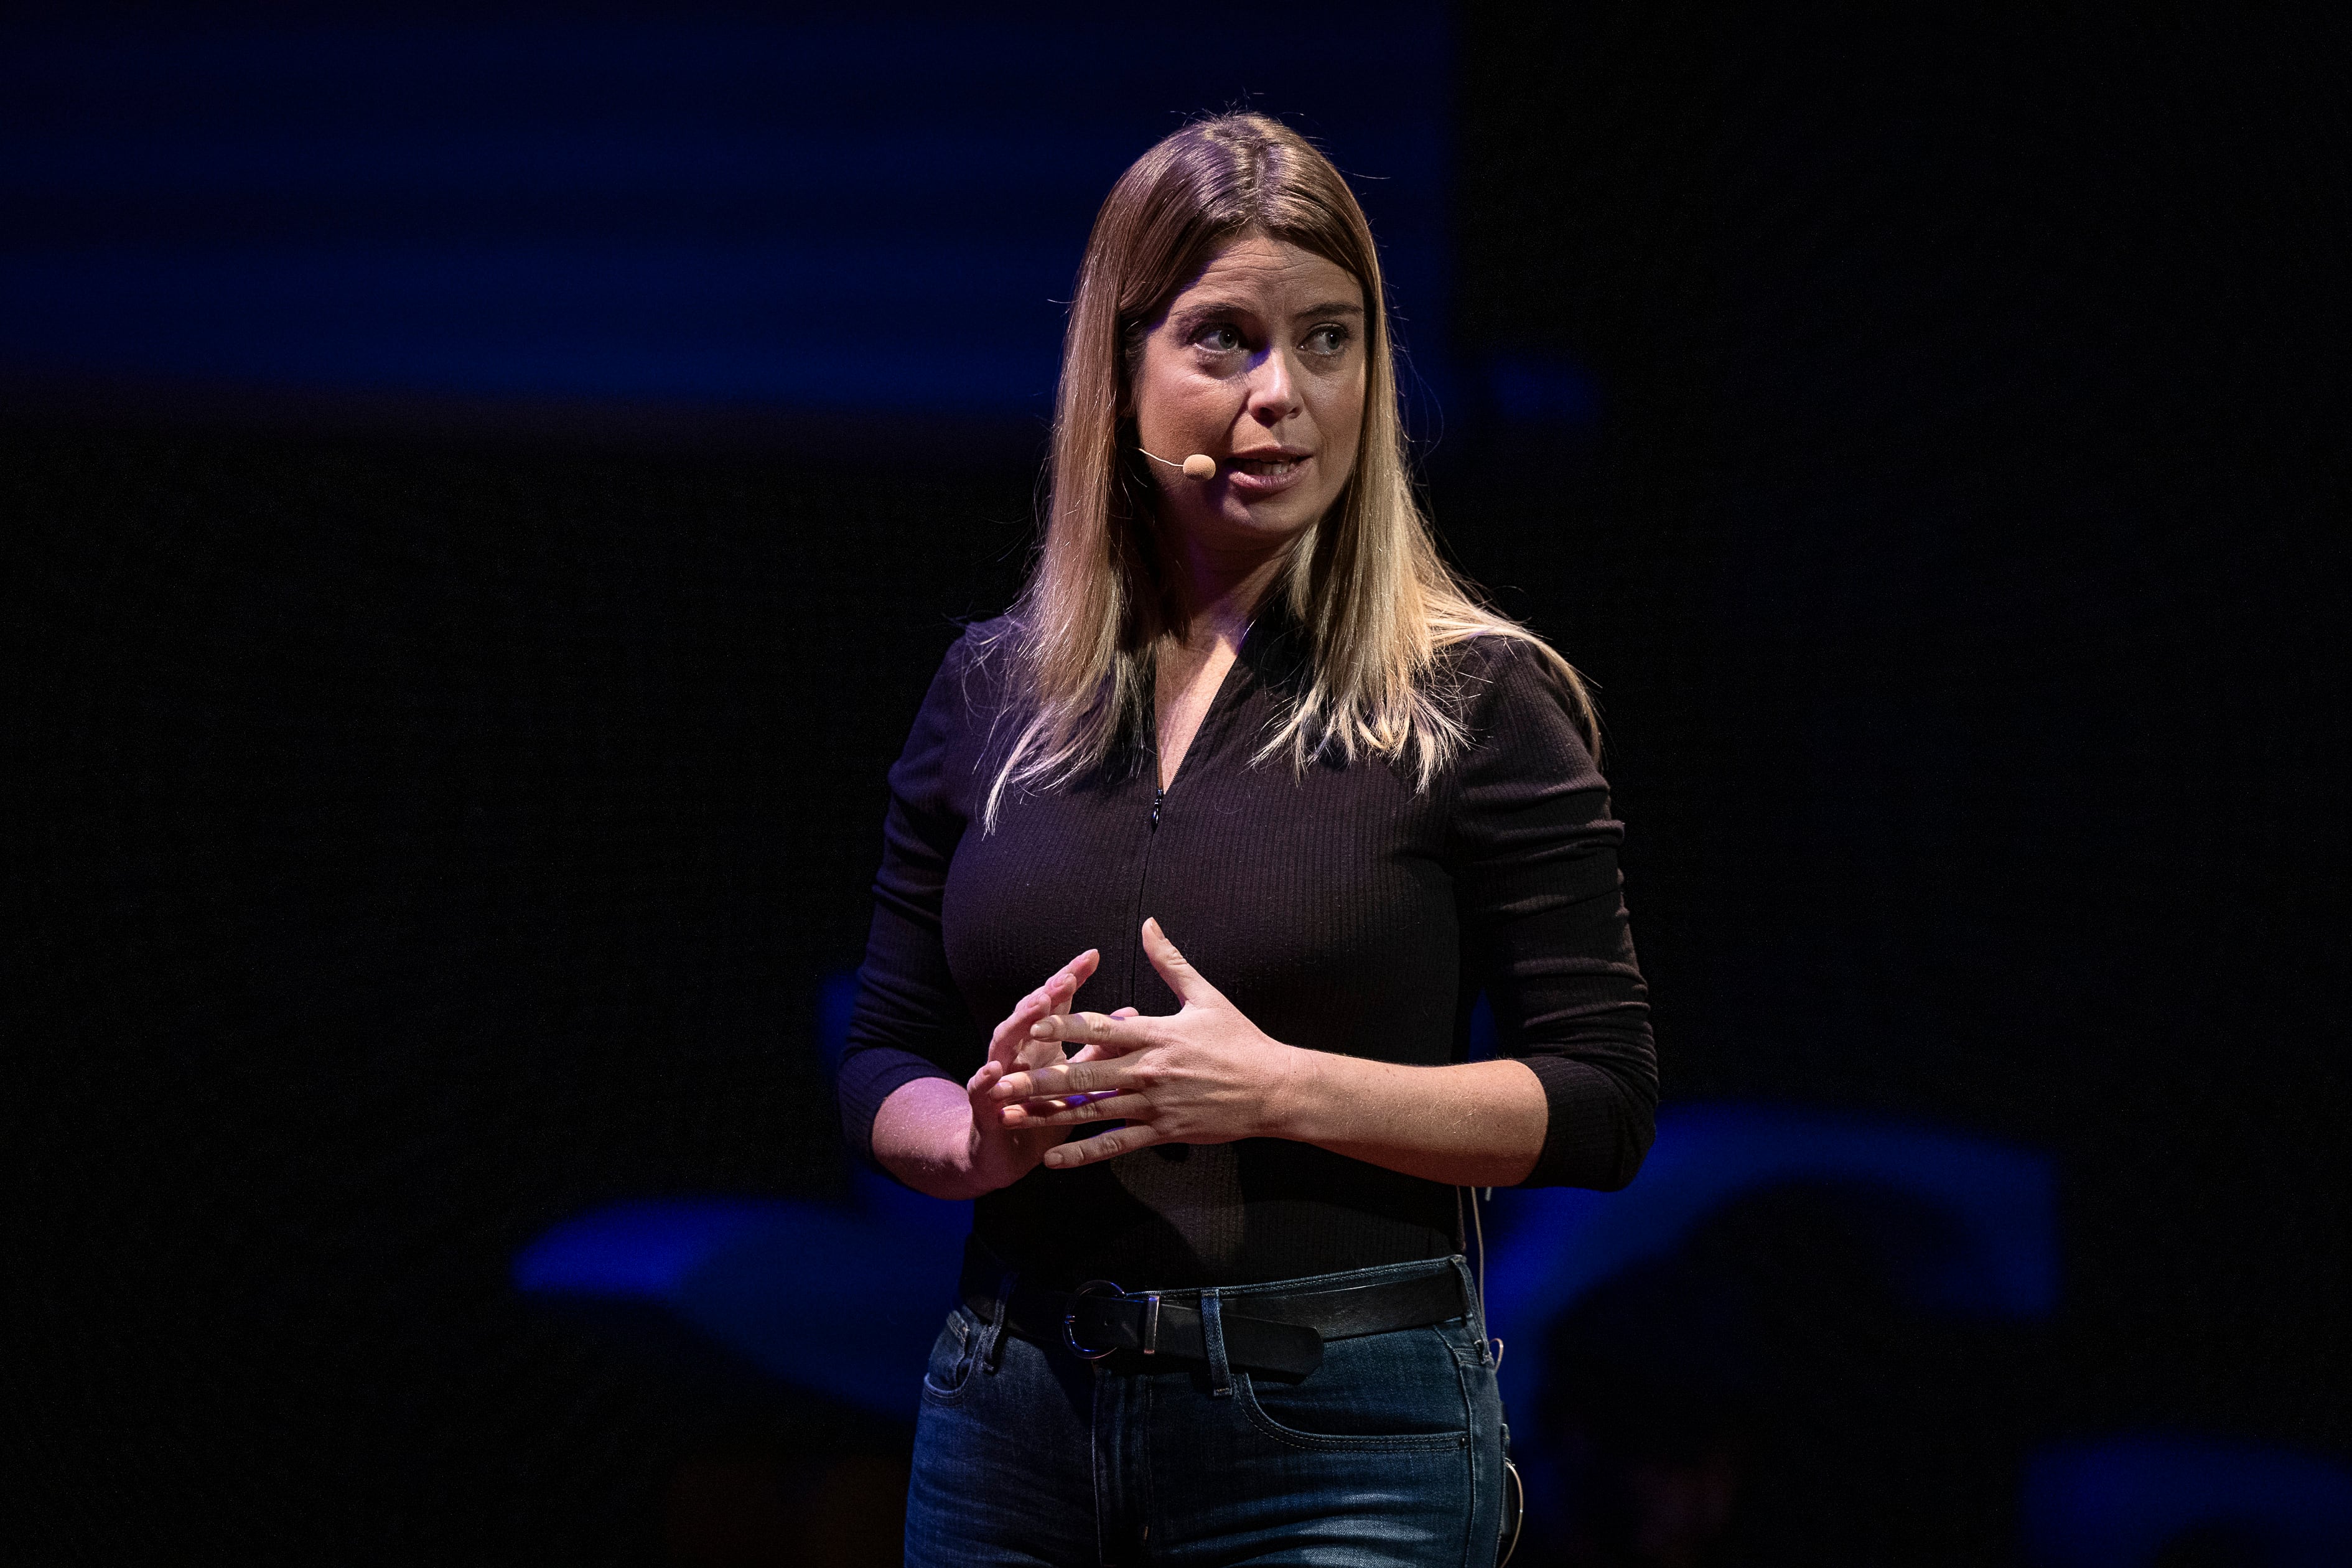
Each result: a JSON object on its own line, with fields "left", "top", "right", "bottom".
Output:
{"left": 1449, "top": 1, "right": 2348, "bottom": 1453}
{"left": 8, "top": 432, "right": 1040, "bottom": 1556}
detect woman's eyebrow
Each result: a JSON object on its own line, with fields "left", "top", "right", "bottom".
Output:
{"left": 1169, "top": 297, "right": 1365, "bottom": 330}
{"left": 1172, "top": 298, "right": 1254, "bottom": 325}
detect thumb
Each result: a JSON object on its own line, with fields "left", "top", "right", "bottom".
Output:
{"left": 1141, "top": 917, "right": 1223, "bottom": 1007}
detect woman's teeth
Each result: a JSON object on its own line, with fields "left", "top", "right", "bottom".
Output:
{"left": 1233, "top": 457, "right": 1299, "bottom": 476}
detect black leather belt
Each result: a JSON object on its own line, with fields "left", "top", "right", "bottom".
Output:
{"left": 959, "top": 1246, "right": 1468, "bottom": 1379}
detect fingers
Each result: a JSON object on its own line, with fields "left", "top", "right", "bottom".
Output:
{"left": 1029, "top": 1009, "right": 1154, "bottom": 1054}
{"left": 1141, "top": 917, "right": 1223, "bottom": 1007}
{"left": 1024, "top": 950, "right": 1094, "bottom": 1069}
{"left": 966, "top": 1060, "right": 1008, "bottom": 1101}
{"left": 989, "top": 956, "right": 1124, "bottom": 1048}
{"left": 1059, "top": 1012, "right": 1134, "bottom": 1068}
{"left": 989, "top": 950, "right": 1101, "bottom": 1064}
{"left": 991, "top": 1055, "right": 1133, "bottom": 1103}
{"left": 1026, "top": 949, "right": 1100, "bottom": 1017}
{"left": 1041, "top": 1121, "right": 1164, "bottom": 1169}
{"left": 1034, "top": 948, "right": 1101, "bottom": 1008}
{"left": 1002, "top": 1090, "right": 1146, "bottom": 1129}
{"left": 987, "top": 1004, "right": 1040, "bottom": 1068}
{"left": 990, "top": 982, "right": 1059, "bottom": 1053}
{"left": 1046, "top": 954, "right": 1096, "bottom": 1023}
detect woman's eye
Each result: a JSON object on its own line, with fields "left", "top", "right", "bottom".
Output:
{"left": 1196, "top": 324, "right": 1243, "bottom": 352}
{"left": 1305, "top": 325, "right": 1352, "bottom": 355}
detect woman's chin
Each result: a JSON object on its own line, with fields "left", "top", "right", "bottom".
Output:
{"left": 1208, "top": 499, "right": 1326, "bottom": 552}
{"left": 1159, "top": 487, "right": 1317, "bottom": 551}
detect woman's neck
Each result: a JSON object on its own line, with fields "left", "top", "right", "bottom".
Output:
{"left": 1167, "top": 534, "right": 1289, "bottom": 657}
{"left": 1150, "top": 533, "right": 1287, "bottom": 791}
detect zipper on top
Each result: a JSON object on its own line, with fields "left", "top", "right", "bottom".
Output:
{"left": 1126, "top": 785, "right": 1165, "bottom": 1001}
{"left": 1130, "top": 628, "right": 1249, "bottom": 992}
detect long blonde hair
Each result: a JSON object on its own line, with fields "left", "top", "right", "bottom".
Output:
{"left": 981, "top": 112, "right": 1594, "bottom": 828}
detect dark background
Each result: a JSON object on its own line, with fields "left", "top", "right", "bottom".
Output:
{"left": 6, "top": 4, "right": 2345, "bottom": 1562}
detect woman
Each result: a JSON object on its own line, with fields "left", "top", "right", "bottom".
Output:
{"left": 838, "top": 113, "right": 1654, "bottom": 1566}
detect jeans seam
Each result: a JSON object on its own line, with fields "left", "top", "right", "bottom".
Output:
{"left": 1129, "top": 1370, "right": 1156, "bottom": 1564}
{"left": 1454, "top": 1337, "right": 1482, "bottom": 1568}
{"left": 980, "top": 1273, "right": 1012, "bottom": 1373}
{"left": 921, "top": 1345, "right": 978, "bottom": 1406}
{"left": 921, "top": 1304, "right": 989, "bottom": 1406}
{"left": 1231, "top": 1370, "right": 1473, "bottom": 1453}
{"left": 1090, "top": 1362, "right": 1110, "bottom": 1568}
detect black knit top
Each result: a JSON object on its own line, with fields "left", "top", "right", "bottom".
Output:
{"left": 836, "top": 610, "right": 1656, "bottom": 1290}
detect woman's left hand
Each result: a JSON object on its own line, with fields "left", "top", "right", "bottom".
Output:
{"left": 989, "top": 917, "right": 1311, "bottom": 1169}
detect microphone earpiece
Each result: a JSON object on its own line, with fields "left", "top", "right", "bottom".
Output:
{"left": 1141, "top": 447, "right": 1218, "bottom": 481}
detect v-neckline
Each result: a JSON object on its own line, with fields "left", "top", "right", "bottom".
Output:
{"left": 1151, "top": 620, "right": 1256, "bottom": 795}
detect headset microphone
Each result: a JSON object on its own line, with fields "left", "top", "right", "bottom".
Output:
{"left": 1141, "top": 448, "right": 1218, "bottom": 481}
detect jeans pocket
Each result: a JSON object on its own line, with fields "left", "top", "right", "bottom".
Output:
{"left": 1230, "top": 1325, "right": 1475, "bottom": 1454}
{"left": 920, "top": 1307, "right": 978, "bottom": 1404}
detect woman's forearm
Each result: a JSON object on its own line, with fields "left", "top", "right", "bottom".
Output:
{"left": 1271, "top": 1052, "right": 1547, "bottom": 1188}
{"left": 871, "top": 1075, "right": 992, "bottom": 1200}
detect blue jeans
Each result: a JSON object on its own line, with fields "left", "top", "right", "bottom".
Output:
{"left": 906, "top": 1254, "right": 1505, "bottom": 1567}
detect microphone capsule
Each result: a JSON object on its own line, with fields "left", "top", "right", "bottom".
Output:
{"left": 1182, "top": 454, "right": 1217, "bottom": 480}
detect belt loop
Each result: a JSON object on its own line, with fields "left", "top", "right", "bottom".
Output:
{"left": 1200, "top": 1291, "right": 1233, "bottom": 1397}
{"left": 1452, "top": 1254, "right": 1483, "bottom": 1335}
{"left": 979, "top": 1271, "right": 1014, "bottom": 1374}
{"left": 1452, "top": 1253, "right": 1496, "bottom": 1369}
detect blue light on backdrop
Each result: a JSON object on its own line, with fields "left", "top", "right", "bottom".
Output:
{"left": 0, "top": 17, "right": 1458, "bottom": 427}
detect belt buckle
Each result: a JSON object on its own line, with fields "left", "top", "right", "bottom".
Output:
{"left": 1062, "top": 1279, "right": 1125, "bottom": 1361}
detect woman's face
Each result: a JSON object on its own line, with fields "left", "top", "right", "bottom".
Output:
{"left": 1129, "top": 232, "right": 1368, "bottom": 562}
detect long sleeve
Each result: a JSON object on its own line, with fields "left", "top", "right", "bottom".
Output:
{"left": 1449, "top": 640, "right": 1658, "bottom": 1189}
{"left": 835, "top": 633, "right": 988, "bottom": 1169}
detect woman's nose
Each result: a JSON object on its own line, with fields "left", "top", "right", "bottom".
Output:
{"left": 1243, "top": 347, "right": 1303, "bottom": 422}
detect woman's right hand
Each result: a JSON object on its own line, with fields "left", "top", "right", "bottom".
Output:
{"left": 962, "top": 949, "right": 1136, "bottom": 1192}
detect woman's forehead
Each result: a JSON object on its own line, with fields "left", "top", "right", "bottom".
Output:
{"left": 1168, "top": 234, "right": 1363, "bottom": 312}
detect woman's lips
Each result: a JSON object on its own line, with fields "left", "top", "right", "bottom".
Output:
{"left": 1223, "top": 453, "right": 1310, "bottom": 496}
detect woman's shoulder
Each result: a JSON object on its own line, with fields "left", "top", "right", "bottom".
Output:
{"left": 957, "top": 613, "right": 1022, "bottom": 658}
{"left": 898, "top": 614, "right": 1033, "bottom": 778}
{"left": 1439, "top": 630, "right": 1602, "bottom": 778}
{"left": 890, "top": 617, "right": 1025, "bottom": 818}
{"left": 1442, "top": 629, "right": 1576, "bottom": 716}
{"left": 1442, "top": 628, "right": 1528, "bottom": 683}
{"left": 922, "top": 614, "right": 1021, "bottom": 711}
